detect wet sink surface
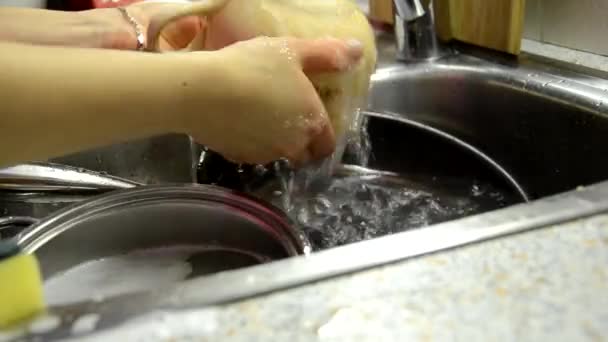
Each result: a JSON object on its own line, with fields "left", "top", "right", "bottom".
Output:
{"left": 369, "top": 48, "right": 608, "bottom": 200}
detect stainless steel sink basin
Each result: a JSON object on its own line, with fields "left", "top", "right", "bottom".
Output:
{"left": 369, "top": 36, "right": 608, "bottom": 200}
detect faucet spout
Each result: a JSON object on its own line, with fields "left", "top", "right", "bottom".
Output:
{"left": 393, "top": 0, "right": 425, "bottom": 21}
{"left": 392, "top": 0, "right": 447, "bottom": 61}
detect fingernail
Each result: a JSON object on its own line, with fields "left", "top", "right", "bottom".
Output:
{"left": 346, "top": 39, "right": 363, "bottom": 49}
{"left": 345, "top": 39, "right": 364, "bottom": 61}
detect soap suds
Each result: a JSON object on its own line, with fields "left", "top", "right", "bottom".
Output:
{"left": 43, "top": 247, "right": 197, "bottom": 306}
{"left": 43, "top": 245, "right": 269, "bottom": 306}
{"left": 71, "top": 313, "right": 101, "bottom": 336}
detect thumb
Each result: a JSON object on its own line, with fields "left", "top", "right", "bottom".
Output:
{"left": 141, "top": 0, "right": 228, "bottom": 52}
{"left": 132, "top": 1, "right": 197, "bottom": 49}
{"left": 290, "top": 38, "right": 364, "bottom": 74}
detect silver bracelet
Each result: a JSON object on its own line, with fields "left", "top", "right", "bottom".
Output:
{"left": 118, "top": 7, "right": 146, "bottom": 51}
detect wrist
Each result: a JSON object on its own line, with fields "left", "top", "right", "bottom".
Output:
{"left": 171, "top": 52, "right": 229, "bottom": 136}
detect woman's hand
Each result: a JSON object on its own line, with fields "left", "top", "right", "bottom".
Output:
{"left": 125, "top": 1, "right": 205, "bottom": 51}
{"left": 178, "top": 37, "right": 363, "bottom": 166}
{"left": 0, "top": 1, "right": 204, "bottom": 51}
{"left": 0, "top": 35, "right": 360, "bottom": 168}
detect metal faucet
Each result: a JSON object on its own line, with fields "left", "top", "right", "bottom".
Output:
{"left": 392, "top": 0, "right": 446, "bottom": 61}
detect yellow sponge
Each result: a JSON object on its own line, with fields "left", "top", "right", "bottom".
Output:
{"left": 0, "top": 242, "right": 45, "bottom": 329}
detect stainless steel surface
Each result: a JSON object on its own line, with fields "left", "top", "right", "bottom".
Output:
{"left": 49, "top": 134, "right": 200, "bottom": 185}
{"left": 0, "top": 192, "right": 94, "bottom": 229}
{"left": 393, "top": 0, "right": 426, "bottom": 20}
{"left": 370, "top": 40, "right": 608, "bottom": 199}
{"left": 0, "top": 216, "right": 39, "bottom": 239}
{"left": 0, "top": 162, "right": 141, "bottom": 192}
{"left": 393, "top": 0, "right": 447, "bottom": 61}
{"left": 6, "top": 32, "right": 608, "bottom": 341}
{"left": 0, "top": 135, "right": 197, "bottom": 232}
{"left": 0, "top": 163, "right": 143, "bottom": 236}
{"left": 348, "top": 111, "right": 530, "bottom": 201}
{"left": 17, "top": 185, "right": 310, "bottom": 280}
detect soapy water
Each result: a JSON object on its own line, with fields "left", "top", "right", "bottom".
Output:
{"left": 44, "top": 246, "right": 268, "bottom": 306}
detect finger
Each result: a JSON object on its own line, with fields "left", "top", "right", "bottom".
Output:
{"left": 298, "top": 76, "right": 336, "bottom": 161}
{"left": 160, "top": 16, "right": 203, "bottom": 50}
{"left": 290, "top": 38, "right": 364, "bottom": 74}
{"left": 308, "top": 120, "right": 336, "bottom": 162}
{"left": 289, "top": 147, "right": 313, "bottom": 169}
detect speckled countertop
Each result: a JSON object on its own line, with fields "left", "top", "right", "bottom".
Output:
{"left": 72, "top": 213, "right": 608, "bottom": 342}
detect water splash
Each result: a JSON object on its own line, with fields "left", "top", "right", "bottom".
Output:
{"left": 261, "top": 109, "right": 512, "bottom": 249}
{"left": 260, "top": 169, "right": 511, "bottom": 249}
{"left": 279, "top": 108, "right": 369, "bottom": 197}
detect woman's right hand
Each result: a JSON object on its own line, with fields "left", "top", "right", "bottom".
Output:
{"left": 177, "top": 36, "right": 363, "bottom": 166}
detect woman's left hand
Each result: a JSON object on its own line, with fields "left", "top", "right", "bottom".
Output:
{"left": 108, "top": 1, "right": 205, "bottom": 51}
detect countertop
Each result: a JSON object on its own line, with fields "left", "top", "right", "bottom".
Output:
{"left": 72, "top": 212, "right": 608, "bottom": 342}
{"left": 522, "top": 39, "right": 608, "bottom": 74}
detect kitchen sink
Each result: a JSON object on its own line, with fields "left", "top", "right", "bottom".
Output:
{"left": 7, "top": 31, "right": 608, "bottom": 340}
